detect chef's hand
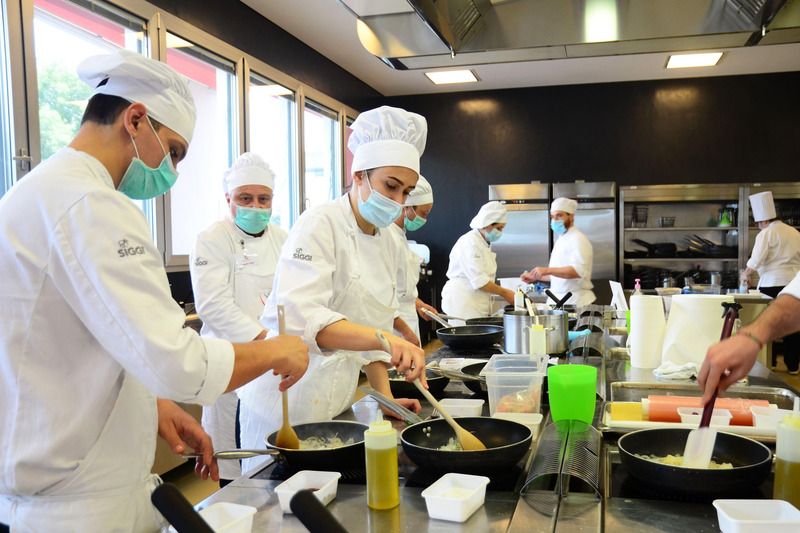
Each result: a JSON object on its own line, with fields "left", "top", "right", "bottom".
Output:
{"left": 156, "top": 399, "right": 219, "bottom": 482}
{"left": 416, "top": 299, "right": 438, "bottom": 321}
{"left": 501, "top": 287, "right": 515, "bottom": 305}
{"left": 698, "top": 334, "right": 760, "bottom": 404}
{"left": 393, "top": 317, "right": 420, "bottom": 348}
{"left": 382, "top": 332, "right": 427, "bottom": 388}
{"left": 381, "top": 397, "right": 422, "bottom": 420}
{"left": 521, "top": 267, "right": 548, "bottom": 283}
{"left": 266, "top": 334, "right": 310, "bottom": 391}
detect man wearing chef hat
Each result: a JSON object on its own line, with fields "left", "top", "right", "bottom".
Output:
{"left": 189, "top": 152, "right": 289, "bottom": 486}
{"left": 521, "top": 197, "right": 596, "bottom": 307}
{"left": 0, "top": 50, "right": 307, "bottom": 532}
{"left": 739, "top": 191, "right": 800, "bottom": 373}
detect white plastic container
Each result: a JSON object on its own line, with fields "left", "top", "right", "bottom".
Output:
{"left": 421, "top": 473, "right": 490, "bottom": 523}
{"left": 274, "top": 470, "right": 341, "bottom": 514}
{"left": 438, "top": 398, "right": 484, "bottom": 417}
{"left": 168, "top": 502, "right": 256, "bottom": 533}
{"left": 751, "top": 406, "right": 793, "bottom": 429}
{"left": 677, "top": 407, "right": 732, "bottom": 426}
{"left": 713, "top": 499, "right": 800, "bottom": 533}
{"left": 480, "top": 353, "right": 547, "bottom": 416}
{"left": 491, "top": 412, "right": 543, "bottom": 439}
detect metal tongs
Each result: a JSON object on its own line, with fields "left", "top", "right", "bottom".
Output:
{"left": 682, "top": 301, "right": 742, "bottom": 468}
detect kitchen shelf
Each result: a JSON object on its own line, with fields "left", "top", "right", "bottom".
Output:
{"left": 623, "top": 258, "right": 738, "bottom": 264}
{"left": 625, "top": 227, "right": 734, "bottom": 232}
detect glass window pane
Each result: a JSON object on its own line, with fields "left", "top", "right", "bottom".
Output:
{"left": 248, "top": 74, "right": 296, "bottom": 230}
{"left": 303, "top": 100, "right": 340, "bottom": 212}
{"left": 165, "top": 33, "right": 237, "bottom": 258}
{"left": 1, "top": 1, "right": 13, "bottom": 197}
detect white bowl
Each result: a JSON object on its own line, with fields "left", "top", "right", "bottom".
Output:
{"left": 168, "top": 502, "right": 256, "bottom": 533}
{"left": 677, "top": 407, "right": 732, "bottom": 426}
{"left": 751, "top": 406, "right": 793, "bottom": 429}
{"left": 438, "top": 398, "right": 484, "bottom": 417}
{"left": 422, "top": 473, "right": 490, "bottom": 523}
{"left": 274, "top": 470, "right": 341, "bottom": 514}
{"left": 714, "top": 499, "right": 800, "bottom": 533}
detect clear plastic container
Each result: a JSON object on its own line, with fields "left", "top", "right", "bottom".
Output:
{"left": 168, "top": 502, "right": 256, "bottom": 533}
{"left": 751, "top": 406, "right": 793, "bottom": 430}
{"left": 713, "top": 499, "right": 800, "bottom": 533}
{"left": 274, "top": 470, "right": 341, "bottom": 514}
{"left": 479, "top": 354, "right": 547, "bottom": 416}
{"left": 437, "top": 398, "right": 484, "bottom": 417}
{"left": 421, "top": 473, "right": 490, "bottom": 522}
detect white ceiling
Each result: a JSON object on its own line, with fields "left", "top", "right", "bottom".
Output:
{"left": 242, "top": 0, "right": 800, "bottom": 97}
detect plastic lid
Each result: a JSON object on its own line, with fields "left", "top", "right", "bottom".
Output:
{"left": 634, "top": 278, "right": 641, "bottom": 289}
{"left": 368, "top": 419, "right": 394, "bottom": 435}
{"left": 532, "top": 324, "right": 544, "bottom": 330}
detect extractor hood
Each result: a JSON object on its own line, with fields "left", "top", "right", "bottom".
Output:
{"left": 344, "top": 0, "right": 799, "bottom": 70}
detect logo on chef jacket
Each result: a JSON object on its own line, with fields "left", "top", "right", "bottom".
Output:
{"left": 292, "top": 247, "right": 312, "bottom": 261}
{"left": 194, "top": 257, "right": 208, "bottom": 267}
{"left": 117, "top": 239, "right": 146, "bottom": 258}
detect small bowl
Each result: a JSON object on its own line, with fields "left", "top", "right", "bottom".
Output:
{"left": 713, "top": 499, "right": 800, "bottom": 533}
{"left": 169, "top": 502, "right": 256, "bottom": 533}
{"left": 677, "top": 407, "right": 732, "bottom": 426}
{"left": 274, "top": 470, "right": 341, "bottom": 514}
{"left": 750, "top": 406, "right": 793, "bottom": 430}
{"left": 437, "top": 398, "right": 484, "bottom": 417}
{"left": 421, "top": 473, "right": 490, "bottom": 523}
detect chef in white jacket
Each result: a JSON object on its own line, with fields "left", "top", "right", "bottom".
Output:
{"left": 442, "top": 201, "right": 515, "bottom": 324}
{"left": 521, "top": 197, "right": 596, "bottom": 307}
{"left": 389, "top": 175, "right": 438, "bottom": 341}
{"left": 0, "top": 50, "right": 307, "bottom": 533}
{"left": 741, "top": 191, "right": 800, "bottom": 373}
{"left": 238, "top": 106, "right": 428, "bottom": 471}
{"left": 189, "top": 152, "right": 288, "bottom": 485}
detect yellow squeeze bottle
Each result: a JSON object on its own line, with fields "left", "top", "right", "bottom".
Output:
{"left": 529, "top": 324, "right": 547, "bottom": 355}
{"left": 365, "top": 420, "right": 399, "bottom": 509}
{"left": 774, "top": 399, "right": 800, "bottom": 508}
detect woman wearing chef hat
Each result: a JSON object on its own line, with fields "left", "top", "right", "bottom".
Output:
{"left": 237, "top": 106, "right": 428, "bottom": 469}
{"left": 441, "top": 201, "right": 516, "bottom": 324}
{"left": 189, "top": 152, "right": 289, "bottom": 485}
{"left": 741, "top": 191, "right": 800, "bottom": 373}
{"left": 388, "top": 175, "right": 439, "bottom": 341}
{"left": 521, "top": 197, "right": 596, "bottom": 307}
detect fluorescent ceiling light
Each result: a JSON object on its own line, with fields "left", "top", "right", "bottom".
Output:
{"left": 666, "top": 52, "right": 723, "bottom": 69}
{"left": 425, "top": 70, "right": 479, "bottom": 84}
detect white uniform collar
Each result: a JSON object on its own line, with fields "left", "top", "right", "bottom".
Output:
{"left": 62, "top": 147, "right": 117, "bottom": 191}
{"left": 338, "top": 193, "right": 381, "bottom": 236}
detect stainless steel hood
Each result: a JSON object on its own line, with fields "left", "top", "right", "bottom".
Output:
{"left": 347, "top": 0, "right": 799, "bottom": 70}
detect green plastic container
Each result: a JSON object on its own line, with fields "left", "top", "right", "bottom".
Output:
{"left": 547, "top": 364, "right": 598, "bottom": 424}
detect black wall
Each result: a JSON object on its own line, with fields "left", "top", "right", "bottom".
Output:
{"left": 382, "top": 73, "right": 800, "bottom": 297}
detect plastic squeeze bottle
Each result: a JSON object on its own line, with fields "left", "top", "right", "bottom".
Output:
{"left": 632, "top": 278, "right": 643, "bottom": 296}
{"left": 529, "top": 324, "right": 547, "bottom": 355}
{"left": 774, "top": 398, "right": 800, "bottom": 508}
{"left": 514, "top": 288, "right": 525, "bottom": 311}
{"left": 365, "top": 420, "right": 399, "bottom": 509}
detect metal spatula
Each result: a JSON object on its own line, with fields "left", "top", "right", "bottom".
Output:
{"left": 682, "top": 302, "right": 741, "bottom": 468}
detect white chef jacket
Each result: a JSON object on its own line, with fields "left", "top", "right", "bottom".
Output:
{"left": 388, "top": 223, "right": 423, "bottom": 338}
{"left": 441, "top": 229, "right": 497, "bottom": 322}
{"left": 189, "top": 217, "right": 287, "bottom": 480}
{"left": 0, "top": 148, "right": 234, "bottom": 532}
{"left": 237, "top": 194, "right": 400, "bottom": 473}
{"left": 746, "top": 220, "right": 800, "bottom": 288}
{"left": 549, "top": 226, "right": 596, "bottom": 307}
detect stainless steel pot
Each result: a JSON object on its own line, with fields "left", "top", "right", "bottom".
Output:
{"left": 503, "top": 310, "right": 568, "bottom": 354}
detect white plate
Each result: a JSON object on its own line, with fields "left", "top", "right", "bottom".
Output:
{"left": 730, "top": 292, "right": 772, "bottom": 300}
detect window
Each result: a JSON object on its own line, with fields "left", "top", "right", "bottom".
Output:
{"left": 0, "top": 1, "right": 14, "bottom": 196}
{"left": 303, "top": 100, "right": 340, "bottom": 212}
{"left": 248, "top": 73, "right": 296, "bottom": 230}
{"left": 164, "top": 32, "right": 237, "bottom": 262}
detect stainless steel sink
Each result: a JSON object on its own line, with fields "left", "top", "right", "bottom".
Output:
{"left": 610, "top": 381, "right": 798, "bottom": 409}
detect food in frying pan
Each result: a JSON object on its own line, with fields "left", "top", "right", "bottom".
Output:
{"left": 634, "top": 453, "right": 733, "bottom": 469}
{"left": 298, "top": 436, "right": 356, "bottom": 450}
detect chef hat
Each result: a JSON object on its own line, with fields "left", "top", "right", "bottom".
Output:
{"left": 749, "top": 191, "right": 776, "bottom": 222}
{"left": 551, "top": 197, "right": 579, "bottom": 215}
{"left": 470, "top": 201, "right": 507, "bottom": 229}
{"left": 223, "top": 152, "right": 275, "bottom": 194}
{"left": 348, "top": 106, "right": 427, "bottom": 174}
{"left": 405, "top": 175, "right": 433, "bottom": 206}
{"left": 77, "top": 49, "right": 196, "bottom": 144}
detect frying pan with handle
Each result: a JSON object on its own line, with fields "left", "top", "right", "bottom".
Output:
{"left": 421, "top": 307, "right": 504, "bottom": 348}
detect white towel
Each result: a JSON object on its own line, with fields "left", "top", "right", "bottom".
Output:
{"left": 653, "top": 361, "right": 698, "bottom": 380}
{"left": 661, "top": 294, "right": 734, "bottom": 368}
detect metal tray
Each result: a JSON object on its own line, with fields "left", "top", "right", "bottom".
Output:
{"left": 609, "top": 381, "right": 798, "bottom": 408}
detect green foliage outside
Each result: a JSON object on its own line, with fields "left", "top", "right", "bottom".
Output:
{"left": 38, "top": 62, "right": 92, "bottom": 159}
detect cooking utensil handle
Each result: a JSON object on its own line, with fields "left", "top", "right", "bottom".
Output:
{"left": 420, "top": 308, "right": 452, "bottom": 328}
{"left": 700, "top": 304, "right": 741, "bottom": 427}
{"left": 359, "top": 386, "right": 424, "bottom": 425}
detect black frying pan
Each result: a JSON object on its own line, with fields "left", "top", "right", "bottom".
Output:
{"left": 265, "top": 421, "right": 369, "bottom": 472}
{"left": 401, "top": 417, "right": 532, "bottom": 475}
{"left": 436, "top": 325, "right": 504, "bottom": 349}
{"left": 632, "top": 238, "right": 677, "bottom": 258}
{"left": 460, "top": 361, "right": 488, "bottom": 397}
{"left": 465, "top": 316, "right": 504, "bottom": 327}
{"left": 617, "top": 428, "right": 772, "bottom": 496}
{"left": 388, "top": 368, "right": 449, "bottom": 398}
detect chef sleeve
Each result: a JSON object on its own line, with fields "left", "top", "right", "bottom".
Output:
{"left": 261, "top": 210, "right": 347, "bottom": 354}
{"left": 50, "top": 191, "right": 233, "bottom": 405}
{"left": 190, "top": 227, "right": 264, "bottom": 342}
{"left": 569, "top": 234, "right": 593, "bottom": 281}
{"left": 459, "top": 238, "right": 493, "bottom": 290}
{"left": 779, "top": 270, "right": 800, "bottom": 300}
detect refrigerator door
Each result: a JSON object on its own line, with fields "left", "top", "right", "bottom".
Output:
{"left": 492, "top": 209, "right": 551, "bottom": 278}
{"left": 573, "top": 208, "right": 616, "bottom": 280}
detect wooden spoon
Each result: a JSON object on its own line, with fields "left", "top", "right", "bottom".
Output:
{"left": 374, "top": 331, "right": 486, "bottom": 451}
{"left": 274, "top": 305, "right": 299, "bottom": 450}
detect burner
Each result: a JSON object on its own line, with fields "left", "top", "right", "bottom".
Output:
{"left": 404, "top": 465, "right": 523, "bottom": 492}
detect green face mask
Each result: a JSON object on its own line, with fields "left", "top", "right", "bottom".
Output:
{"left": 118, "top": 117, "right": 178, "bottom": 200}
{"left": 403, "top": 211, "right": 427, "bottom": 231}
{"left": 235, "top": 205, "right": 271, "bottom": 234}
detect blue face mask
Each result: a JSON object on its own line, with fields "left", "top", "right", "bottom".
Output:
{"left": 551, "top": 220, "right": 567, "bottom": 234}
{"left": 403, "top": 209, "right": 427, "bottom": 232}
{"left": 235, "top": 205, "right": 271, "bottom": 234}
{"left": 357, "top": 172, "right": 403, "bottom": 228}
{"left": 118, "top": 117, "right": 178, "bottom": 200}
{"left": 485, "top": 228, "right": 502, "bottom": 243}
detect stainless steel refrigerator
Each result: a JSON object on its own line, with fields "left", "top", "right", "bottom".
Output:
{"left": 488, "top": 183, "right": 551, "bottom": 278}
